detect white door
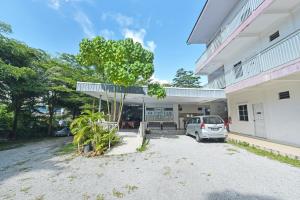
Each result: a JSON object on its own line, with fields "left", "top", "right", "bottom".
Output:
{"left": 252, "top": 103, "right": 266, "bottom": 138}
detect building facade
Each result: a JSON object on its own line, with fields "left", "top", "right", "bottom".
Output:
{"left": 76, "top": 82, "right": 227, "bottom": 130}
{"left": 188, "top": 0, "right": 300, "bottom": 146}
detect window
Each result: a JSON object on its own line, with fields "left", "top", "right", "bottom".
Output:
{"left": 193, "top": 118, "right": 201, "bottom": 124}
{"left": 269, "top": 31, "right": 280, "bottom": 42}
{"left": 203, "top": 116, "right": 223, "bottom": 124}
{"left": 233, "top": 61, "right": 243, "bottom": 79}
{"left": 238, "top": 105, "right": 248, "bottom": 121}
{"left": 279, "top": 91, "right": 290, "bottom": 100}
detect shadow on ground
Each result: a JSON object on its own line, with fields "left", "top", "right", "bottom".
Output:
{"left": 0, "top": 137, "right": 71, "bottom": 182}
{"left": 206, "top": 190, "right": 281, "bottom": 200}
{"left": 146, "top": 133, "right": 182, "bottom": 140}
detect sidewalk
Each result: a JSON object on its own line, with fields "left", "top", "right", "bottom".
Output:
{"left": 228, "top": 132, "right": 300, "bottom": 160}
{"left": 106, "top": 129, "right": 142, "bottom": 156}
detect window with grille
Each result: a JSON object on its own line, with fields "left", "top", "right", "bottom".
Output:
{"left": 238, "top": 105, "right": 248, "bottom": 121}
{"left": 279, "top": 91, "right": 290, "bottom": 100}
{"left": 270, "top": 31, "right": 280, "bottom": 42}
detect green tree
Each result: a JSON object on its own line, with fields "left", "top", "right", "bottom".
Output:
{"left": 0, "top": 21, "right": 12, "bottom": 35}
{"left": 172, "top": 68, "right": 201, "bottom": 88}
{"left": 0, "top": 26, "right": 47, "bottom": 138}
{"left": 77, "top": 36, "right": 166, "bottom": 122}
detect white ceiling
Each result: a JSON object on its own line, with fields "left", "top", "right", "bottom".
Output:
{"left": 187, "top": 0, "right": 239, "bottom": 44}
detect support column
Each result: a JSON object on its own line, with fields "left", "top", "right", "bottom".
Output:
{"left": 98, "top": 95, "right": 102, "bottom": 112}
{"left": 142, "top": 98, "right": 145, "bottom": 122}
{"left": 173, "top": 104, "right": 179, "bottom": 129}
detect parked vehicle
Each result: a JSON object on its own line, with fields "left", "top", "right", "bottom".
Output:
{"left": 55, "top": 127, "right": 71, "bottom": 137}
{"left": 185, "top": 115, "right": 227, "bottom": 142}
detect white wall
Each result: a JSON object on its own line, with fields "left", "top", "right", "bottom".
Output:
{"left": 228, "top": 81, "right": 300, "bottom": 146}
{"left": 224, "top": 7, "right": 300, "bottom": 74}
{"left": 179, "top": 102, "right": 227, "bottom": 119}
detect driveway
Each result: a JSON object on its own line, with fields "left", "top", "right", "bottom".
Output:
{"left": 0, "top": 134, "right": 299, "bottom": 200}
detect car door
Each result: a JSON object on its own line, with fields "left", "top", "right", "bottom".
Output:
{"left": 193, "top": 117, "right": 201, "bottom": 135}
{"left": 186, "top": 118, "right": 193, "bottom": 134}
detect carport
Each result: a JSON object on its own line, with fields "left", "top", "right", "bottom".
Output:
{"left": 76, "top": 82, "right": 227, "bottom": 132}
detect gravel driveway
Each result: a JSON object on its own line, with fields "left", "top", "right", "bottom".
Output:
{"left": 0, "top": 134, "right": 299, "bottom": 200}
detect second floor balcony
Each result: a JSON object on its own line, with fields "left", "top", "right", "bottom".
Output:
{"left": 225, "top": 29, "right": 300, "bottom": 88}
{"left": 196, "top": 0, "right": 265, "bottom": 73}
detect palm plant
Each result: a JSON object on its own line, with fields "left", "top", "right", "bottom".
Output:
{"left": 70, "top": 110, "right": 119, "bottom": 154}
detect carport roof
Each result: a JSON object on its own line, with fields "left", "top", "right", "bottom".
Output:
{"left": 76, "top": 82, "right": 226, "bottom": 104}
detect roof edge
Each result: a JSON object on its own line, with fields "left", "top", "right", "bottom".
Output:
{"left": 186, "top": 0, "right": 209, "bottom": 45}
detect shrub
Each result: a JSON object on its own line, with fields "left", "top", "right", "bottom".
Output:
{"left": 0, "top": 104, "right": 12, "bottom": 136}
{"left": 70, "top": 110, "right": 119, "bottom": 154}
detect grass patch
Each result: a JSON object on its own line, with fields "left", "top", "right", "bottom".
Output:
{"left": 226, "top": 148, "right": 239, "bottom": 153}
{"left": 112, "top": 188, "right": 124, "bottom": 198}
{"left": 67, "top": 175, "right": 77, "bottom": 182}
{"left": 136, "top": 138, "right": 149, "bottom": 152}
{"left": 56, "top": 143, "right": 76, "bottom": 155}
{"left": 163, "top": 166, "right": 171, "bottom": 176}
{"left": 20, "top": 186, "right": 31, "bottom": 193}
{"left": 125, "top": 185, "right": 138, "bottom": 194}
{"left": 96, "top": 194, "right": 105, "bottom": 200}
{"left": 34, "top": 194, "right": 45, "bottom": 200}
{"left": 228, "top": 140, "right": 300, "bottom": 168}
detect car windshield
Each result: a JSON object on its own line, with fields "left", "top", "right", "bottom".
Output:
{"left": 203, "top": 116, "right": 223, "bottom": 124}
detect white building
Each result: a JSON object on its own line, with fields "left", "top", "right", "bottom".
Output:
{"left": 188, "top": 0, "right": 300, "bottom": 146}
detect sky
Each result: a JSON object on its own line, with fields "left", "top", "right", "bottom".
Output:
{"left": 0, "top": 0, "right": 207, "bottom": 84}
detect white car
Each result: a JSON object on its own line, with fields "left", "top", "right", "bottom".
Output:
{"left": 185, "top": 115, "right": 227, "bottom": 142}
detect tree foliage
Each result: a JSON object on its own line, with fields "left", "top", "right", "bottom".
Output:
{"left": 0, "top": 22, "right": 96, "bottom": 138}
{"left": 77, "top": 36, "right": 166, "bottom": 122}
{"left": 172, "top": 68, "right": 201, "bottom": 88}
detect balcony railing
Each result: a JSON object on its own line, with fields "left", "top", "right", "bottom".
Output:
{"left": 196, "top": 0, "right": 264, "bottom": 71}
{"left": 203, "top": 75, "right": 226, "bottom": 89}
{"left": 225, "top": 29, "right": 300, "bottom": 86}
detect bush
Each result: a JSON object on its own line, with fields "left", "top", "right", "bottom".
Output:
{"left": 70, "top": 110, "right": 119, "bottom": 155}
{"left": 0, "top": 104, "right": 13, "bottom": 137}
{"left": 17, "top": 112, "right": 48, "bottom": 138}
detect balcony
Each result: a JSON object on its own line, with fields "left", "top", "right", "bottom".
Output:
{"left": 225, "top": 29, "right": 300, "bottom": 86}
{"left": 203, "top": 75, "right": 226, "bottom": 89}
{"left": 196, "top": 0, "right": 264, "bottom": 73}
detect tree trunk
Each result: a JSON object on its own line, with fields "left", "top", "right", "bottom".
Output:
{"left": 47, "top": 104, "right": 54, "bottom": 136}
{"left": 72, "top": 108, "right": 76, "bottom": 120}
{"left": 113, "top": 85, "right": 117, "bottom": 122}
{"left": 105, "top": 89, "right": 111, "bottom": 121}
{"left": 117, "top": 93, "right": 126, "bottom": 124}
{"left": 9, "top": 106, "right": 20, "bottom": 139}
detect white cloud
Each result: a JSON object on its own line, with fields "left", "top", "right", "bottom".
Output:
{"left": 146, "top": 41, "right": 157, "bottom": 52}
{"left": 48, "top": 0, "right": 92, "bottom": 10}
{"left": 74, "top": 11, "right": 95, "bottom": 38}
{"left": 150, "top": 75, "right": 170, "bottom": 85}
{"left": 123, "top": 28, "right": 156, "bottom": 52}
{"left": 48, "top": 0, "right": 60, "bottom": 10}
{"left": 101, "top": 12, "right": 134, "bottom": 27}
{"left": 99, "top": 29, "right": 115, "bottom": 39}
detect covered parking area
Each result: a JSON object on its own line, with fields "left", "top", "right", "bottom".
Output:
{"left": 76, "top": 82, "right": 227, "bottom": 133}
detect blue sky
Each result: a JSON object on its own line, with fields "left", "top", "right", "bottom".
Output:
{"left": 0, "top": 0, "right": 206, "bottom": 84}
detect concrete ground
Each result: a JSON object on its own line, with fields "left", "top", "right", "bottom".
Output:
{"left": 228, "top": 132, "right": 300, "bottom": 159}
{"left": 0, "top": 134, "right": 299, "bottom": 200}
{"left": 106, "top": 129, "right": 142, "bottom": 156}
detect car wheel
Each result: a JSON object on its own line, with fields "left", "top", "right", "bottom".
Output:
{"left": 195, "top": 133, "right": 201, "bottom": 143}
